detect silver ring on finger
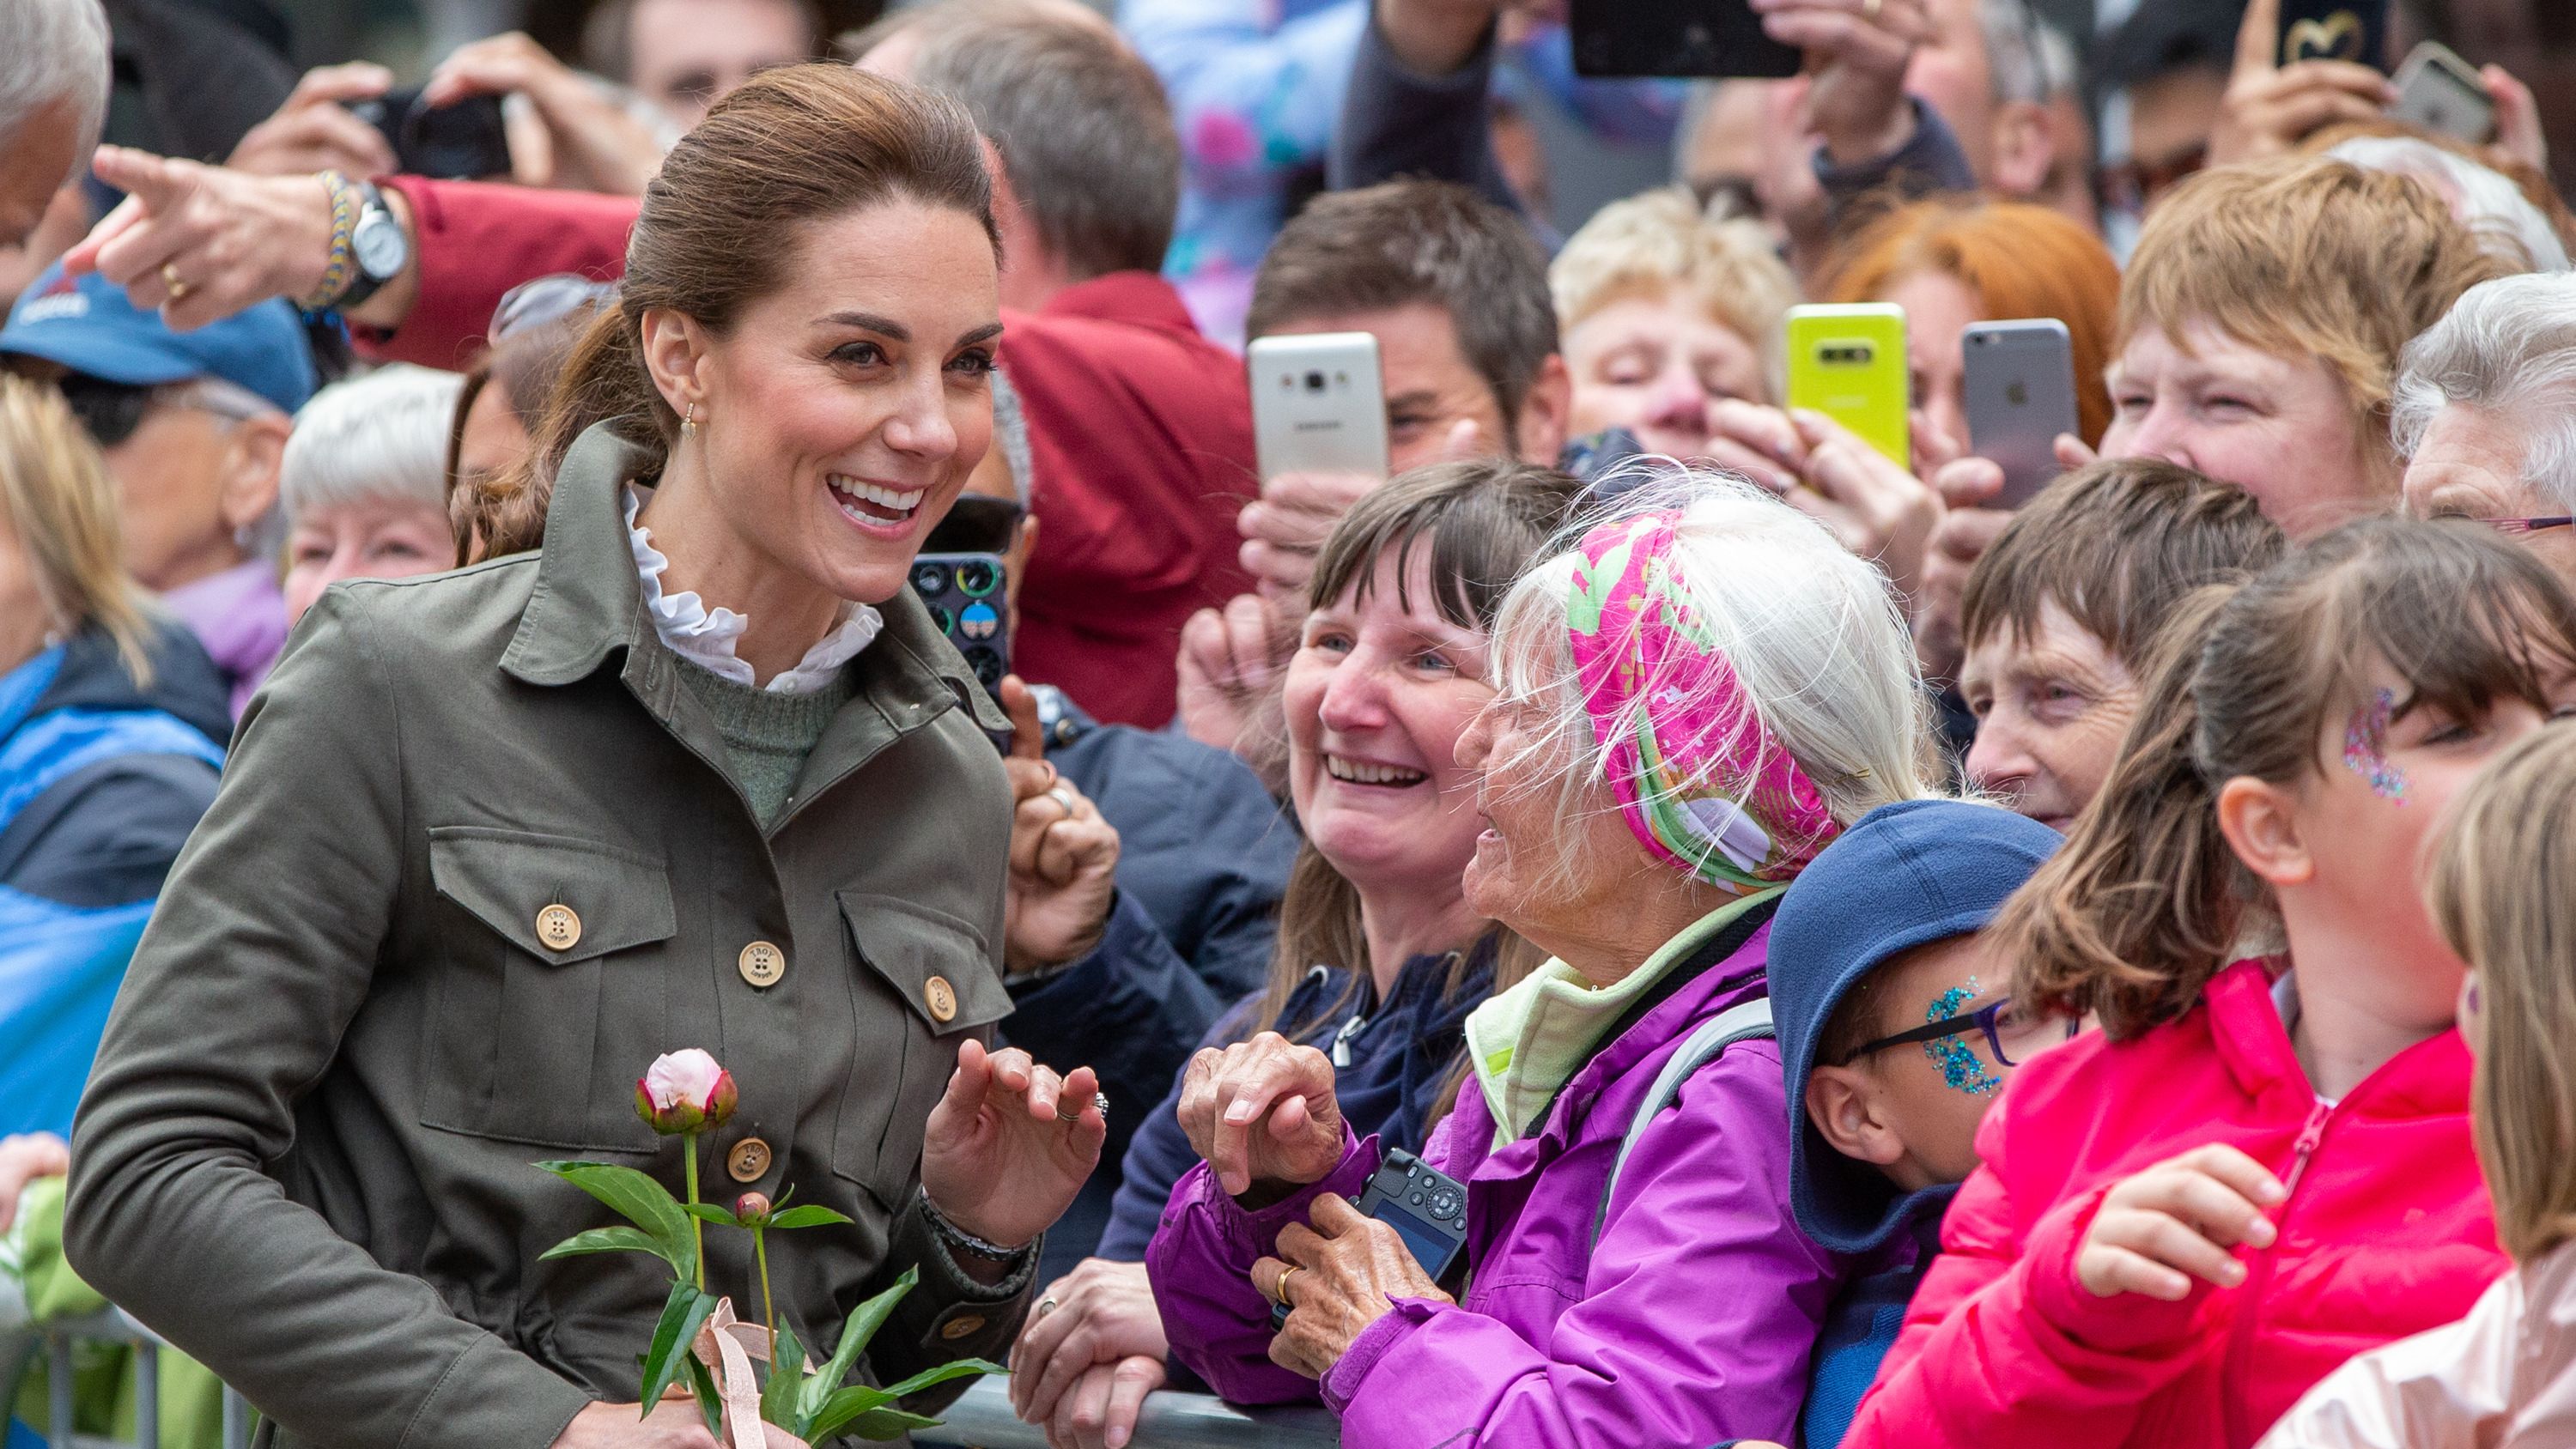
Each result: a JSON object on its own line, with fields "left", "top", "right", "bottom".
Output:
{"left": 1863, "top": 0, "right": 1884, "bottom": 19}
{"left": 1035, "top": 1296, "right": 1059, "bottom": 1319}
{"left": 1045, "top": 785, "right": 1078, "bottom": 819}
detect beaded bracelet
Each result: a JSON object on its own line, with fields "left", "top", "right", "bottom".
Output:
{"left": 918, "top": 1188, "right": 1031, "bottom": 1264}
{"left": 299, "top": 170, "right": 360, "bottom": 314}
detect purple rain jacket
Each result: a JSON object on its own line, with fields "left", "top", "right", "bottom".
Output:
{"left": 1145, "top": 916, "right": 1850, "bottom": 1447}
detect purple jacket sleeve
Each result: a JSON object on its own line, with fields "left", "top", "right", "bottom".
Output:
{"left": 1146, "top": 1128, "right": 1382, "bottom": 1404}
{"left": 1323, "top": 1046, "right": 1839, "bottom": 1446}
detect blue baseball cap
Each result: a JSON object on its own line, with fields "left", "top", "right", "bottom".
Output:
{"left": 1770, "top": 799, "right": 2064, "bottom": 1255}
{"left": 1, "top": 262, "right": 315, "bottom": 415}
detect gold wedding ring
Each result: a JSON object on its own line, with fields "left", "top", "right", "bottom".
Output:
{"left": 160, "top": 263, "right": 191, "bottom": 302}
{"left": 1273, "top": 1264, "right": 1304, "bottom": 1308}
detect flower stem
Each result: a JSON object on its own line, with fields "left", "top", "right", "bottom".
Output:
{"left": 683, "top": 1131, "right": 704, "bottom": 1291}
{"left": 754, "top": 1225, "right": 776, "bottom": 1352}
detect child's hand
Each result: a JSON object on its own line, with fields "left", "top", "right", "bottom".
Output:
{"left": 2076, "top": 1143, "right": 2285, "bottom": 1301}
{"left": 0, "top": 1132, "right": 70, "bottom": 1233}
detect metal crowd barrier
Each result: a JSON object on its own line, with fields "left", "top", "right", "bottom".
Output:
{"left": 7, "top": 1305, "right": 1318, "bottom": 1449}
{"left": 4, "top": 1307, "right": 251, "bottom": 1449}
{"left": 914, "top": 1378, "right": 1340, "bottom": 1449}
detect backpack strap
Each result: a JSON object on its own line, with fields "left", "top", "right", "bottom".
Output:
{"left": 1590, "top": 997, "right": 1776, "bottom": 1248}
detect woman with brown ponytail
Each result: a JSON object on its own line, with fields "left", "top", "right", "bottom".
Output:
{"left": 64, "top": 67, "right": 1109, "bottom": 1449}
{"left": 1844, "top": 517, "right": 2576, "bottom": 1449}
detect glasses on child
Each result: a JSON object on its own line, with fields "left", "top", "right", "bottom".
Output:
{"left": 1844, "top": 999, "right": 2076, "bottom": 1069}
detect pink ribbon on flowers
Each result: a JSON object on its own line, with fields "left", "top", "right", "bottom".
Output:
{"left": 1563, "top": 509, "right": 1840, "bottom": 890}
{"left": 691, "top": 1297, "right": 809, "bottom": 1449}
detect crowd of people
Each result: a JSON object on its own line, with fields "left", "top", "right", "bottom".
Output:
{"left": 3, "top": 0, "right": 2576, "bottom": 1446}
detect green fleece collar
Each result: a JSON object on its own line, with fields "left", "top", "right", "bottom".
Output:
{"left": 1466, "top": 887, "right": 1784, "bottom": 1147}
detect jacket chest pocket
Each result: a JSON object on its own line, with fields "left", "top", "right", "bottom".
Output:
{"left": 420, "top": 827, "right": 680, "bottom": 1150}
{"left": 830, "top": 891, "right": 1012, "bottom": 1210}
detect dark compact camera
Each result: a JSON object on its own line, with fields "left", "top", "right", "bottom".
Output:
{"left": 1273, "top": 1149, "right": 1469, "bottom": 1329}
{"left": 343, "top": 88, "right": 513, "bottom": 179}
{"left": 910, "top": 552, "right": 1010, "bottom": 699}
{"left": 1570, "top": 0, "right": 1801, "bottom": 79}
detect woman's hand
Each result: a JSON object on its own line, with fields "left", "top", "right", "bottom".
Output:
{"left": 423, "top": 32, "right": 669, "bottom": 196}
{"left": 66, "top": 148, "right": 343, "bottom": 330}
{"left": 1176, "top": 1033, "right": 1345, "bottom": 1200}
{"left": 1253, "top": 1193, "right": 1451, "bottom": 1379}
{"left": 2208, "top": 0, "right": 2396, "bottom": 167}
{"left": 228, "top": 64, "right": 399, "bottom": 179}
{"left": 1175, "top": 594, "right": 1290, "bottom": 756}
{"left": 1240, "top": 470, "right": 1382, "bottom": 615}
{"left": 2485, "top": 64, "right": 2548, "bottom": 173}
{"left": 2076, "top": 1143, "right": 2285, "bottom": 1301}
{"left": 921, "top": 1040, "right": 1106, "bottom": 1252}
{"left": 1010, "top": 1258, "right": 1170, "bottom": 1440}
{"left": 1779, "top": 408, "right": 1943, "bottom": 603}
{"left": 999, "top": 678, "right": 1120, "bottom": 976}
{"left": 548, "top": 1399, "right": 722, "bottom": 1448}
{"left": 1042, "top": 1357, "right": 1165, "bottom": 1449}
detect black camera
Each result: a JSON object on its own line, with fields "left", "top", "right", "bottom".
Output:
{"left": 1273, "top": 1149, "right": 1469, "bottom": 1329}
{"left": 344, "top": 88, "right": 513, "bottom": 179}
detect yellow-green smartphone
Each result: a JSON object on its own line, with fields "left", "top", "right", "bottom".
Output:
{"left": 1785, "top": 303, "right": 1910, "bottom": 466}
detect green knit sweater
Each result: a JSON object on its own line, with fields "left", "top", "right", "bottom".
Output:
{"left": 677, "top": 659, "right": 855, "bottom": 828}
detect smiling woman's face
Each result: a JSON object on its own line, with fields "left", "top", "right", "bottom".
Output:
{"left": 1284, "top": 548, "right": 1496, "bottom": 901}
{"left": 673, "top": 198, "right": 1000, "bottom": 604}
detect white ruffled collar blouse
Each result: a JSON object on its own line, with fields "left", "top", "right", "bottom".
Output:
{"left": 623, "top": 486, "right": 883, "bottom": 695}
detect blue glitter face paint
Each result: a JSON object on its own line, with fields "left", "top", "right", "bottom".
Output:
{"left": 2342, "top": 688, "right": 2409, "bottom": 803}
{"left": 1923, "top": 976, "right": 2004, "bottom": 1097}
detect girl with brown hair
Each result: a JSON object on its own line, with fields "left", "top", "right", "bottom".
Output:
{"left": 1005, "top": 458, "right": 1575, "bottom": 1448}
{"left": 1847, "top": 517, "right": 2576, "bottom": 1449}
{"left": 69, "top": 66, "right": 1109, "bottom": 1449}
{"left": 2259, "top": 722, "right": 2576, "bottom": 1446}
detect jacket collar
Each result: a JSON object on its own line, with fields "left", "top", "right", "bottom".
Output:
{"left": 1034, "top": 271, "right": 1201, "bottom": 337}
{"left": 500, "top": 421, "right": 1011, "bottom": 755}
{"left": 2203, "top": 957, "right": 2471, "bottom": 1119}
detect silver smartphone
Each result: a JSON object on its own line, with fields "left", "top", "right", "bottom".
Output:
{"left": 2390, "top": 41, "right": 2496, "bottom": 143}
{"left": 1248, "top": 332, "right": 1390, "bottom": 480}
{"left": 1962, "top": 319, "right": 2080, "bottom": 508}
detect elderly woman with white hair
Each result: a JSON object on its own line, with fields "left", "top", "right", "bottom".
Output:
{"left": 277, "top": 364, "right": 465, "bottom": 625}
{"left": 1147, "top": 476, "right": 1941, "bottom": 1447}
{"left": 2397, "top": 271, "right": 2576, "bottom": 587}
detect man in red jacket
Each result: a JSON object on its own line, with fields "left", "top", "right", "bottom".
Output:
{"left": 65, "top": 4, "right": 1255, "bottom": 728}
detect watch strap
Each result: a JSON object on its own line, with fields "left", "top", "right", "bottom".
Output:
{"left": 331, "top": 181, "right": 403, "bottom": 312}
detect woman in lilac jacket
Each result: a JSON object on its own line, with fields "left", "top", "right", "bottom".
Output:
{"left": 1146, "top": 474, "right": 1943, "bottom": 1446}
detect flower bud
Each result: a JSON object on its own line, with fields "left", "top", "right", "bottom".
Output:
{"left": 735, "top": 1192, "right": 772, "bottom": 1225}
{"left": 635, "top": 1048, "right": 738, "bottom": 1135}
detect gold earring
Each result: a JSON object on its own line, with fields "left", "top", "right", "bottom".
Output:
{"left": 681, "top": 402, "right": 699, "bottom": 439}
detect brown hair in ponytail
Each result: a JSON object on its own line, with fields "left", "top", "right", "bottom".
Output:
{"left": 2002, "top": 515, "right": 2576, "bottom": 1040}
{"left": 480, "top": 64, "right": 994, "bottom": 559}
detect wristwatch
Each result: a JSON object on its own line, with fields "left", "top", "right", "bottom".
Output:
{"left": 333, "top": 182, "right": 410, "bottom": 312}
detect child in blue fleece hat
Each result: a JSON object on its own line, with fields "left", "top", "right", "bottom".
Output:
{"left": 1767, "top": 798, "right": 2068, "bottom": 1449}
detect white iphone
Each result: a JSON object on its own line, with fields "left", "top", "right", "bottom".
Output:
{"left": 1247, "top": 332, "right": 1390, "bottom": 480}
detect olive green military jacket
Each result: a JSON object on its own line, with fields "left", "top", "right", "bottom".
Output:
{"left": 66, "top": 424, "right": 1028, "bottom": 1448}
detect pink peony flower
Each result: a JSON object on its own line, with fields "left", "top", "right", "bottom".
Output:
{"left": 734, "top": 1191, "right": 772, "bottom": 1225}
{"left": 634, "top": 1048, "right": 738, "bottom": 1135}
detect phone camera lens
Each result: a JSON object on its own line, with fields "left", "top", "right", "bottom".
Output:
{"left": 1303, "top": 370, "right": 1327, "bottom": 392}
{"left": 909, "top": 562, "right": 948, "bottom": 597}
{"left": 954, "top": 560, "right": 1001, "bottom": 597}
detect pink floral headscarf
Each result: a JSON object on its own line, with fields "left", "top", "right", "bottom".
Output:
{"left": 1564, "top": 510, "right": 1841, "bottom": 892}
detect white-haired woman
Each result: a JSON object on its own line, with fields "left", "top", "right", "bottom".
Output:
{"left": 1146, "top": 476, "right": 1940, "bottom": 1447}
{"left": 278, "top": 365, "right": 465, "bottom": 625}
{"left": 1550, "top": 188, "right": 1800, "bottom": 464}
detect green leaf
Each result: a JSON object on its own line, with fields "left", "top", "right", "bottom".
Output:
{"left": 762, "top": 1319, "right": 807, "bottom": 1435}
{"left": 802, "top": 1384, "right": 895, "bottom": 1442}
{"left": 538, "top": 1161, "right": 695, "bottom": 1279}
{"left": 538, "top": 1226, "right": 677, "bottom": 1276}
{"left": 681, "top": 1202, "right": 738, "bottom": 1225}
{"left": 766, "top": 1204, "right": 854, "bottom": 1230}
{"left": 806, "top": 1268, "right": 916, "bottom": 1421}
{"left": 639, "top": 1281, "right": 720, "bottom": 1410}
{"left": 875, "top": 1358, "right": 1005, "bottom": 1399}
{"left": 683, "top": 1354, "right": 723, "bottom": 1437}
{"left": 842, "top": 1407, "right": 943, "bottom": 1441}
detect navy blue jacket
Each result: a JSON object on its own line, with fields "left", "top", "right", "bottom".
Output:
{"left": 1000, "top": 688, "right": 1300, "bottom": 1275}
{"left": 1097, "top": 937, "right": 1499, "bottom": 1262}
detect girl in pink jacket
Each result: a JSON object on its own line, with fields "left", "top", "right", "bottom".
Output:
{"left": 2258, "top": 723, "right": 2576, "bottom": 1448}
{"left": 1845, "top": 518, "right": 2576, "bottom": 1449}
